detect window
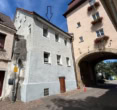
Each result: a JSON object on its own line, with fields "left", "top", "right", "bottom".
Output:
{"left": 57, "top": 55, "right": 62, "bottom": 65}
{"left": 77, "top": 22, "right": 81, "bottom": 28}
{"left": 79, "top": 36, "right": 84, "bottom": 42}
{"left": 43, "top": 28, "right": 48, "bottom": 37}
{"left": 20, "top": 19, "right": 22, "bottom": 23}
{"left": 64, "top": 39, "right": 67, "bottom": 46}
{"left": 44, "top": 52, "right": 50, "bottom": 63}
{"left": 96, "top": 28, "right": 104, "bottom": 37}
{"left": 89, "top": 0, "right": 96, "bottom": 5}
{"left": 24, "top": 16, "right": 26, "bottom": 22}
{"left": 0, "top": 33, "right": 6, "bottom": 49}
{"left": 92, "top": 12, "right": 100, "bottom": 20}
{"left": 66, "top": 57, "right": 70, "bottom": 66}
{"left": 55, "top": 34, "right": 59, "bottom": 42}
{"left": 29, "top": 24, "right": 31, "bottom": 34}
{"left": 44, "top": 88, "right": 49, "bottom": 96}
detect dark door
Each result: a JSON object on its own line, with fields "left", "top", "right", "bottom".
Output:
{"left": 59, "top": 77, "right": 66, "bottom": 93}
{"left": 0, "top": 71, "right": 5, "bottom": 96}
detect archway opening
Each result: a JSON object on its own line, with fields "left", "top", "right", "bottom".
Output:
{"left": 78, "top": 52, "right": 117, "bottom": 87}
{"left": 95, "top": 59, "right": 117, "bottom": 85}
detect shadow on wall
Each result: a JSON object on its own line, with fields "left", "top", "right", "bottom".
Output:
{"left": 46, "top": 83, "right": 117, "bottom": 110}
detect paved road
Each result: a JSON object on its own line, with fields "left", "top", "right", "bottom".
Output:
{"left": 0, "top": 80, "right": 117, "bottom": 110}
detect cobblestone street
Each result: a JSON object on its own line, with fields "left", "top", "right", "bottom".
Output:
{"left": 0, "top": 80, "right": 117, "bottom": 110}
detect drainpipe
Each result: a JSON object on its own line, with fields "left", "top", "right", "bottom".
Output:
{"left": 70, "top": 33, "right": 79, "bottom": 88}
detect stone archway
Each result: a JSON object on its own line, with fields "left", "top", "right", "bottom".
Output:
{"left": 75, "top": 48, "right": 117, "bottom": 88}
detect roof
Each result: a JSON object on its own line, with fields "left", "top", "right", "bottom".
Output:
{"left": 16, "top": 8, "right": 72, "bottom": 38}
{"left": 64, "top": 0, "right": 87, "bottom": 17}
{"left": 0, "top": 12, "right": 16, "bottom": 30}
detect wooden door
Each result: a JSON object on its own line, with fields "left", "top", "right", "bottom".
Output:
{"left": 0, "top": 71, "right": 5, "bottom": 96}
{"left": 59, "top": 77, "right": 66, "bottom": 93}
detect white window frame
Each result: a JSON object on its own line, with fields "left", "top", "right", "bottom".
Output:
{"left": 96, "top": 28, "right": 104, "bottom": 37}
{"left": 92, "top": 12, "right": 100, "bottom": 21}
{"left": 43, "top": 27, "right": 48, "bottom": 37}
{"left": 55, "top": 33, "right": 60, "bottom": 42}
{"left": 57, "top": 55, "right": 62, "bottom": 65}
{"left": 44, "top": 52, "right": 51, "bottom": 64}
{"left": 79, "top": 36, "right": 84, "bottom": 42}
{"left": 64, "top": 39, "right": 67, "bottom": 46}
{"left": 89, "top": 0, "right": 96, "bottom": 6}
{"left": 77, "top": 22, "right": 81, "bottom": 28}
{"left": 66, "top": 57, "right": 71, "bottom": 67}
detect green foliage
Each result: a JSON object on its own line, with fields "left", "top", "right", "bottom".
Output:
{"left": 95, "top": 61, "right": 117, "bottom": 79}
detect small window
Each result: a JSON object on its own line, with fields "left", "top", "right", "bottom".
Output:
{"left": 20, "top": 19, "right": 22, "bottom": 23}
{"left": 43, "top": 28, "right": 48, "bottom": 37}
{"left": 64, "top": 39, "right": 67, "bottom": 46}
{"left": 57, "top": 55, "right": 62, "bottom": 65}
{"left": 0, "top": 33, "right": 6, "bottom": 49}
{"left": 29, "top": 24, "right": 31, "bottom": 34}
{"left": 66, "top": 57, "right": 70, "bottom": 67}
{"left": 96, "top": 28, "right": 104, "bottom": 37}
{"left": 92, "top": 12, "right": 100, "bottom": 20}
{"left": 89, "top": 0, "right": 96, "bottom": 5}
{"left": 24, "top": 16, "right": 26, "bottom": 22}
{"left": 44, "top": 88, "right": 49, "bottom": 96}
{"left": 55, "top": 34, "right": 59, "bottom": 42}
{"left": 77, "top": 22, "right": 81, "bottom": 28}
{"left": 79, "top": 36, "right": 84, "bottom": 42}
{"left": 18, "top": 25, "right": 21, "bottom": 30}
{"left": 44, "top": 52, "right": 50, "bottom": 63}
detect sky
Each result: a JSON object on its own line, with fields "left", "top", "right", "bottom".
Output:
{"left": 0, "top": 0, "right": 72, "bottom": 32}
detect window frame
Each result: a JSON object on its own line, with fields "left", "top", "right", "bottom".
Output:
{"left": 43, "top": 27, "right": 48, "bottom": 37}
{"left": 96, "top": 28, "right": 104, "bottom": 37}
{"left": 57, "top": 55, "right": 62, "bottom": 65}
{"left": 66, "top": 57, "right": 71, "bottom": 67}
{"left": 44, "top": 52, "right": 51, "bottom": 64}
{"left": 64, "top": 39, "right": 67, "bottom": 46}
{"left": 77, "top": 22, "right": 81, "bottom": 28}
{"left": 79, "top": 36, "right": 84, "bottom": 43}
{"left": 55, "top": 33, "right": 60, "bottom": 42}
{"left": 89, "top": 0, "right": 96, "bottom": 6}
{"left": 92, "top": 12, "right": 100, "bottom": 21}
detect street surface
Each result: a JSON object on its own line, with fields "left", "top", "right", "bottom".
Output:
{"left": 0, "top": 80, "right": 117, "bottom": 110}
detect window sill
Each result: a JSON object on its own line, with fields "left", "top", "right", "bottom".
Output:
{"left": 44, "top": 62, "right": 51, "bottom": 65}
{"left": 67, "top": 65, "right": 71, "bottom": 67}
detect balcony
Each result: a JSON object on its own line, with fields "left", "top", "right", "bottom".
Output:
{"left": 87, "top": 2, "right": 100, "bottom": 12}
{"left": 94, "top": 36, "right": 109, "bottom": 44}
{"left": 91, "top": 17, "right": 103, "bottom": 26}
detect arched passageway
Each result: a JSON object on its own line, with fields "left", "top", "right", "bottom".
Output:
{"left": 78, "top": 50, "right": 117, "bottom": 87}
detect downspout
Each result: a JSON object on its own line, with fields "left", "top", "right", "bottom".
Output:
{"left": 70, "top": 34, "right": 78, "bottom": 88}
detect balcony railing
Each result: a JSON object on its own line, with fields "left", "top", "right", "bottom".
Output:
{"left": 91, "top": 17, "right": 103, "bottom": 25}
{"left": 94, "top": 36, "right": 109, "bottom": 44}
{"left": 88, "top": 2, "right": 100, "bottom": 12}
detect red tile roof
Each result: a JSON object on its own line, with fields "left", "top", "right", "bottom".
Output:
{"left": 64, "top": 0, "right": 87, "bottom": 17}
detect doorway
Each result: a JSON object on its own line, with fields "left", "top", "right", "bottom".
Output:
{"left": 0, "top": 71, "right": 5, "bottom": 96}
{"left": 59, "top": 77, "right": 66, "bottom": 93}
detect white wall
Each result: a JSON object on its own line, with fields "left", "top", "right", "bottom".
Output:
{"left": 14, "top": 10, "right": 77, "bottom": 102}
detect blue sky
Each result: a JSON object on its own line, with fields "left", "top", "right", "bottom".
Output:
{"left": 0, "top": 0, "right": 72, "bottom": 32}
